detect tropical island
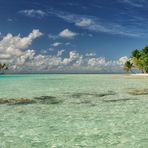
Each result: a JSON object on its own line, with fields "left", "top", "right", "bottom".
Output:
{"left": 124, "top": 46, "right": 148, "bottom": 74}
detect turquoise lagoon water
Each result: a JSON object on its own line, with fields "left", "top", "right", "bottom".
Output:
{"left": 0, "top": 74, "right": 148, "bottom": 147}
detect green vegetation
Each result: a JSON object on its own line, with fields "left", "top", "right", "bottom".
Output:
{"left": 0, "top": 63, "right": 8, "bottom": 73}
{"left": 124, "top": 46, "right": 148, "bottom": 73}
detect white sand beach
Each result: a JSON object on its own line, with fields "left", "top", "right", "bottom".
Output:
{"left": 131, "top": 74, "right": 148, "bottom": 76}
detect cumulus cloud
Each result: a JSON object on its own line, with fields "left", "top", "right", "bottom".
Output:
{"left": 59, "top": 29, "right": 77, "bottom": 38}
{"left": 88, "top": 57, "right": 106, "bottom": 66}
{"left": 48, "top": 29, "right": 77, "bottom": 41}
{"left": 19, "top": 9, "right": 47, "bottom": 18}
{"left": 118, "top": 56, "right": 129, "bottom": 64}
{"left": 0, "top": 30, "right": 127, "bottom": 73}
{"left": 0, "top": 29, "right": 43, "bottom": 60}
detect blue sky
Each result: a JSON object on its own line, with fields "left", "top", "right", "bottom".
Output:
{"left": 0, "top": 0, "right": 148, "bottom": 73}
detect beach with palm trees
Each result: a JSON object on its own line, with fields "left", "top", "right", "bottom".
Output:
{"left": 124, "top": 46, "right": 148, "bottom": 74}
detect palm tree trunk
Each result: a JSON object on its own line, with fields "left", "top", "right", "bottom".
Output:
{"left": 143, "top": 69, "right": 148, "bottom": 74}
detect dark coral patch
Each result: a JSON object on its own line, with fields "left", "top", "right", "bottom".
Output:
{"left": 71, "top": 91, "right": 116, "bottom": 98}
{"left": 0, "top": 98, "right": 36, "bottom": 105}
{"left": 103, "top": 98, "right": 138, "bottom": 103}
{"left": 34, "top": 96, "right": 62, "bottom": 104}
{"left": 127, "top": 88, "right": 148, "bottom": 95}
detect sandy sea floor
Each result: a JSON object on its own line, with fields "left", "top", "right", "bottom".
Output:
{"left": 0, "top": 74, "right": 148, "bottom": 147}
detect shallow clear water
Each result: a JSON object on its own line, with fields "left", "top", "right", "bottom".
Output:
{"left": 0, "top": 74, "right": 148, "bottom": 147}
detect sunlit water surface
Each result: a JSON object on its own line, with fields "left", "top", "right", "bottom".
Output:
{"left": 0, "top": 74, "right": 148, "bottom": 148}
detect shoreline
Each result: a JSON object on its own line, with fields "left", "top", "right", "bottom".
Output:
{"left": 131, "top": 74, "right": 148, "bottom": 76}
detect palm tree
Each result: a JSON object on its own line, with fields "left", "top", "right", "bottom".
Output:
{"left": 139, "top": 47, "right": 148, "bottom": 73}
{"left": 124, "top": 46, "right": 148, "bottom": 73}
{"left": 123, "top": 60, "right": 133, "bottom": 73}
{"left": 130, "top": 49, "right": 143, "bottom": 72}
{"left": 0, "top": 63, "right": 8, "bottom": 74}
{"left": 131, "top": 49, "right": 141, "bottom": 58}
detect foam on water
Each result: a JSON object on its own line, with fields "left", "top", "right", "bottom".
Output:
{"left": 0, "top": 74, "right": 148, "bottom": 147}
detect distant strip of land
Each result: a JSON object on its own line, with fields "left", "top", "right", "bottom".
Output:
{"left": 131, "top": 74, "right": 148, "bottom": 77}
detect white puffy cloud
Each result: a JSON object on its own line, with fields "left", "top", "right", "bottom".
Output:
{"left": 59, "top": 29, "right": 77, "bottom": 38}
{"left": 118, "top": 56, "right": 129, "bottom": 64}
{"left": 49, "top": 29, "right": 77, "bottom": 41}
{"left": 62, "top": 51, "right": 80, "bottom": 65}
{"left": 0, "top": 29, "right": 43, "bottom": 60}
{"left": 0, "top": 29, "right": 42, "bottom": 50}
{"left": 15, "top": 50, "right": 35, "bottom": 66}
{"left": 19, "top": 9, "right": 47, "bottom": 18}
{"left": 69, "top": 51, "right": 80, "bottom": 60}
{"left": 0, "top": 30, "right": 127, "bottom": 73}
{"left": 88, "top": 57, "right": 106, "bottom": 66}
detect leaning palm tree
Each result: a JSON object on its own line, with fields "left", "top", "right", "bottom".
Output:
{"left": 0, "top": 63, "right": 8, "bottom": 74}
{"left": 123, "top": 60, "right": 133, "bottom": 73}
